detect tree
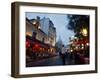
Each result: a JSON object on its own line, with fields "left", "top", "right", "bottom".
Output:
{"left": 67, "top": 15, "right": 89, "bottom": 39}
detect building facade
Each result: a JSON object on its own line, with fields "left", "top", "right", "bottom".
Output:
{"left": 40, "top": 17, "right": 56, "bottom": 46}
{"left": 26, "top": 18, "right": 48, "bottom": 43}
{"left": 26, "top": 17, "right": 57, "bottom": 60}
{"left": 27, "top": 17, "right": 56, "bottom": 47}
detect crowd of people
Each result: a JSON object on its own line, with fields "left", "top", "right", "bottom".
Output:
{"left": 59, "top": 45, "right": 89, "bottom": 65}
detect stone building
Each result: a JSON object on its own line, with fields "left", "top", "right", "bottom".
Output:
{"left": 26, "top": 18, "right": 48, "bottom": 43}
{"left": 40, "top": 17, "right": 56, "bottom": 46}
{"left": 26, "top": 17, "right": 57, "bottom": 58}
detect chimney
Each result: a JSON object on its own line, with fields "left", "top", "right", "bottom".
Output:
{"left": 37, "top": 16, "right": 40, "bottom": 21}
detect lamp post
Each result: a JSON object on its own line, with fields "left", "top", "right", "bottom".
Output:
{"left": 81, "top": 28, "right": 88, "bottom": 36}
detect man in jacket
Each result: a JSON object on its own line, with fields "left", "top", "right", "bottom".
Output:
{"left": 61, "top": 45, "right": 66, "bottom": 65}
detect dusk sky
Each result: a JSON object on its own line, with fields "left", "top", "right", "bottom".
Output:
{"left": 26, "top": 12, "right": 75, "bottom": 45}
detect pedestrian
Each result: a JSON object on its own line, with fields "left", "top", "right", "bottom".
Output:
{"left": 61, "top": 45, "right": 66, "bottom": 65}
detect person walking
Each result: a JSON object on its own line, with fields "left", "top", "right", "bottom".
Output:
{"left": 61, "top": 45, "right": 66, "bottom": 65}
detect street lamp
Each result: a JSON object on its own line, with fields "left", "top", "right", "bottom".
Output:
{"left": 38, "top": 25, "right": 41, "bottom": 29}
{"left": 81, "top": 28, "right": 88, "bottom": 36}
{"left": 86, "top": 43, "right": 89, "bottom": 46}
